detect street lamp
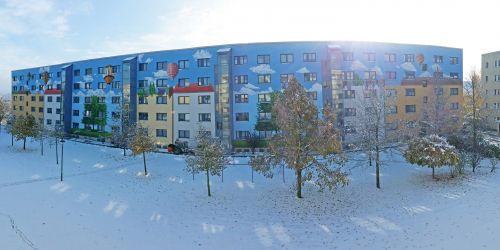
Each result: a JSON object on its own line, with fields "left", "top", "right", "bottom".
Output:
{"left": 60, "top": 137, "right": 65, "bottom": 182}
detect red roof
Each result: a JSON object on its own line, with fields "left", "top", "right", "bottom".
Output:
{"left": 173, "top": 84, "right": 214, "bottom": 93}
{"left": 44, "top": 89, "right": 62, "bottom": 95}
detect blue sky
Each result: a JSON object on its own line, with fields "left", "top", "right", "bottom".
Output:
{"left": 1, "top": 0, "right": 499, "bottom": 96}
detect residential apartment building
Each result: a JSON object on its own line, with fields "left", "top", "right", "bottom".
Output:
{"left": 481, "top": 51, "right": 500, "bottom": 132}
{"left": 11, "top": 41, "right": 463, "bottom": 149}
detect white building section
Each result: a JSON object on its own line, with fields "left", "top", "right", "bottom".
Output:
{"left": 43, "top": 90, "right": 63, "bottom": 131}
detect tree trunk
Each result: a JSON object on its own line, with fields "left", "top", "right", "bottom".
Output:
{"left": 23, "top": 138, "right": 26, "bottom": 150}
{"left": 11, "top": 134, "right": 13, "bottom": 146}
{"left": 221, "top": 167, "right": 224, "bottom": 183}
{"left": 376, "top": 147, "right": 380, "bottom": 189}
{"left": 123, "top": 146, "right": 126, "bottom": 156}
{"left": 432, "top": 167, "right": 435, "bottom": 179}
{"left": 282, "top": 165, "right": 285, "bottom": 183}
{"left": 296, "top": 169, "right": 302, "bottom": 198}
{"left": 206, "top": 169, "right": 211, "bottom": 197}
{"left": 251, "top": 166, "right": 254, "bottom": 183}
{"left": 143, "top": 152, "right": 148, "bottom": 176}
{"left": 369, "top": 152, "right": 372, "bottom": 167}
{"left": 41, "top": 137, "right": 44, "bottom": 156}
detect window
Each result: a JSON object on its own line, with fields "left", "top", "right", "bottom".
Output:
{"left": 450, "top": 88, "right": 459, "bottom": 96}
{"left": 178, "top": 78, "right": 189, "bottom": 87}
{"left": 234, "top": 56, "right": 247, "bottom": 65}
{"left": 56, "top": 96, "right": 61, "bottom": 102}
{"left": 156, "top": 113, "right": 168, "bottom": 121}
{"left": 112, "top": 112, "right": 120, "bottom": 119}
{"left": 156, "top": 129, "right": 167, "bottom": 138}
{"left": 364, "top": 71, "right": 376, "bottom": 80}
{"left": 304, "top": 72, "right": 317, "bottom": 82}
{"left": 344, "top": 90, "right": 355, "bottom": 99}
{"left": 98, "top": 67, "right": 105, "bottom": 74}
{"left": 258, "top": 74, "right": 271, "bottom": 83}
{"left": 98, "top": 97, "right": 105, "bottom": 103}
{"left": 343, "top": 71, "right": 354, "bottom": 80}
{"left": 178, "top": 113, "right": 190, "bottom": 122}
{"left": 450, "top": 57, "right": 459, "bottom": 65}
{"left": 344, "top": 108, "right": 356, "bottom": 117}
{"left": 198, "top": 113, "right": 211, "bottom": 122}
{"left": 307, "top": 91, "right": 318, "bottom": 100}
{"left": 434, "top": 72, "right": 443, "bottom": 79}
{"left": 197, "top": 58, "right": 210, "bottom": 67}
{"left": 73, "top": 83, "right": 80, "bottom": 89}
{"left": 112, "top": 97, "right": 121, "bottom": 104}
{"left": 139, "top": 63, "right": 147, "bottom": 71}
{"left": 486, "top": 76, "right": 489, "bottom": 82}
{"left": 157, "top": 61, "right": 167, "bottom": 70}
{"left": 422, "top": 80, "right": 428, "bottom": 87}
{"left": 85, "top": 68, "right": 92, "bottom": 75}
{"left": 258, "top": 93, "right": 271, "bottom": 103}
{"left": 73, "top": 110, "right": 79, "bottom": 116}
{"left": 85, "top": 82, "right": 92, "bottom": 89}
{"left": 235, "top": 112, "right": 249, "bottom": 121}
{"left": 178, "top": 60, "right": 189, "bottom": 69}
{"left": 39, "top": 107, "right": 43, "bottom": 113}
{"left": 258, "top": 112, "right": 272, "bottom": 122}
{"left": 343, "top": 52, "right": 353, "bottom": 61}
{"left": 405, "top": 72, "right": 415, "bottom": 79}
{"left": 366, "top": 53, "right": 376, "bottom": 62}
{"left": 234, "top": 75, "right": 248, "bottom": 84}
{"left": 198, "top": 95, "right": 211, "bottom": 104}
{"left": 236, "top": 131, "right": 250, "bottom": 139}
{"left": 434, "top": 88, "right": 444, "bottom": 95}
{"left": 139, "top": 80, "right": 148, "bottom": 88}
{"left": 384, "top": 53, "right": 396, "bottom": 63}
{"left": 405, "top": 105, "right": 416, "bottom": 113}
{"left": 31, "top": 85, "right": 36, "bottom": 91}
{"left": 31, "top": 96, "right": 36, "bottom": 102}
{"left": 363, "top": 89, "right": 377, "bottom": 98}
{"left": 156, "top": 96, "right": 167, "bottom": 104}
{"left": 451, "top": 102, "right": 459, "bottom": 110}
{"left": 423, "top": 96, "right": 428, "bottom": 103}
{"left": 257, "top": 55, "right": 270, "bottom": 64}
{"left": 387, "top": 106, "right": 397, "bottom": 114}
{"left": 404, "top": 54, "right": 415, "bottom": 62}
{"left": 85, "top": 97, "right": 91, "bottom": 103}
{"left": 280, "top": 53, "right": 293, "bottom": 63}
{"left": 280, "top": 73, "right": 294, "bottom": 84}
{"left": 486, "top": 62, "right": 489, "bottom": 68}
{"left": 157, "top": 79, "right": 168, "bottom": 87}
{"left": 112, "top": 81, "right": 120, "bottom": 89}
{"left": 73, "top": 123, "right": 79, "bottom": 129}
{"left": 112, "top": 65, "right": 120, "bottom": 73}
{"left": 421, "top": 64, "right": 428, "bottom": 71}
{"left": 434, "top": 55, "right": 443, "bottom": 63}
{"left": 235, "top": 94, "right": 248, "bottom": 103}
{"left": 178, "top": 130, "right": 190, "bottom": 138}
{"left": 56, "top": 108, "right": 61, "bottom": 115}
{"left": 405, "top": 88, "right": 415, "bottom": 96}
{"left": 46, "top": 119, "right": 52, "bottom": 125}
{"left": 178, "top": 96, "right": 190, "bottom": 104}
{"left": 31, "top": 107, "right": 35, "bottom": 112}
{"left": 139, "top": 112, "right": 148, "bottom": 120}
{"left": 198, "top": 77, "right": 210, "bottom": 86}
{"left": 98, "top": 82, "right": 104, "bottom": 89}
{"left": 450, "top": 72, "right": 459, "bottom": 79}
{"left": 139, "top": 96, "right": 148, "bottom": 104}
{"left": 303, "top": 53, "right": 316, "bottom": 62}
{"left": 386, "top": 71, "right": 396, "bottom": 80}
{"left": 74, "top": 69, "right": 80, "bottom": 76}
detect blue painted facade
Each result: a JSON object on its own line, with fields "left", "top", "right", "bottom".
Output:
{"left": 11, "top": 41, "right": 463, "bottom": 147}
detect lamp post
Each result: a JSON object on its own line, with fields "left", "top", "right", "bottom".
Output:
{"left": 60, "top": 137, "right": 65, "bottom": 181}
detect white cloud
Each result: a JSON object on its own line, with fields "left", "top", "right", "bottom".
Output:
{"left": 296, "top": 67, "right": 310, "bottom": 74}
{"left": 193, "top": 49, "right": 212, "bottom": 59}
{"left": 308, "top": 83, "right": 323, "bottom": 92}
{"left": 83, "top": 74, "right": 94, "bottom": 82}
{"left": 400, "top": 62, "right": 417, "bottom": 72}
{"left": 350, "top": 60, "right": 367, "bottom": 71}
{"left": 371, "top": 66, "right": 383, "bottom": 77}
{"left": 235, "top": 83, "right": 260, "bottom": 96}
{"left": 154, "top": 70, "right": 168, "bottom": 78}
{"left": 419, "top": 71, "right": 432, "bottom": 77}
{"left": 250, "top": 64, "right": 276, "bottom": 74}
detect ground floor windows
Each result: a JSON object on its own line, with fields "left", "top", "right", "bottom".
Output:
{"left": 156, "top": 129, "right": 167, "bottom": 138}
{"left": 178, "top": 130, "right": 190, "bottom": 138}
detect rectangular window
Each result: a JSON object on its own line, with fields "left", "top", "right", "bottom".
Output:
{"left": 280, "top": 53, "right": 293, "bottom": 63}
{"left": 450, "top": 72, "right": 459, "bottom": 79}
{"left": 303, "top": 53, "right": 316, "bottom": 62}
{"left": 366, "top": 53, "right": 376, "bottom": 62}
{"left": 405, "top": 88, "right": 415, "bottom": 96}
{"left": 138, "top": 96, "right": 148, "bottom": 104}
{"left": 405, "top": 72, "right": 416, "bottom": 79}
{"left": 234, "top": 75, "right": 248, "bottom": 84}
{"left": 157, "top": 61, "right": 167, "bottom": 70}
{"left": 112, "top": 65, "right": 120, "bottom": 73}
{"left": 384, "top": 53, "right": 396, "bottom": 63}
{"left": 344, "top": 108, "right": 356, "bottom": 117}
{"left": 157, "top": 79, "right": 168, "bottom": 87}
{"left": 304, "top": 72, "right": 317, "bottom": 82}
{"left": 405, "top": 105, "right": 416, "bottom": 113}
{"left": 386, "top": 71, "right": 396, "bottom": 80}
{"left": 85, "top": 68, "right": 92, "bottom": 75}
{"left": 258, "top": 93, "right": 271, "bottom": 103}
{"left": 38, "top": 107, "right": 43, "bottom": 113}
{"left": 343, "top": 71, "right": 354, "bottom": 80}
{"left": 72, "top": 123, "right": 79, "bottom": 129}
{"left": 434, "top": 72, "right": 443, "bottom": 79}
{"left": 236, "top": 131, "right": 250, "bottom": 139}
{"left": 450, "top": 88, "right": 459, "bottom": 96}
{"left": 434, "top": 88, "right": 444, "bottom": 95}
{"left": 178, "top": 78, "right": 189, "bottom": 87}
{"left": 139, "top": 80, "right": 148, "bottom": 88}
{"left": 387, "top": 106, "right": 398, "bottom": 114}
{"left": 74, "top": 69, "right": 80, "bottom": 76}
{"left": 280, "top": 73, "right": 294, "bottom": 84}
{"left": 450, "top": 57, "right": 459, "bottom": 65}
{"left": 421, "top": 64, "right": 428, "bottom": 71}
{"left": 235, "top": 112, "right": 249, "bottom": 121}
{"left": 56, "top": 108, "right": 61, "bottom": 115}
{"left": 434, "top": 55, "right": 443, "bottom": 63}
{"left": 112, "top": 112, "right": 120, "bottom": 119}
{"left": 258, "top": 74, "right": 271, "bottom": 83}
{"left": 423, "top": 96, "right": 428, "bottom": 103}
{"left": 198, "top": 113, "right": 211, "bottom": 122}
{"left": 450, "top": 102, "right": 459, "bottom": 110}
{"left": 234, "top": 56, "right": 247, "bottom": 65}
{"left": 258, "top": 112, "right": 272, "bottom": 121}
{"left": 257, "top": 55, "right": 270, "bottom": 64}
{"left": 178, "top": 60, "right": 189, "bottom": 69}
{"left": 73, "top": 83, "right": 80, "bottom": 89}
{"left": 112, "top": 97, "right": 121, "bottom": 104}
{"left": 156, "top": 129, "right": 167, "bottom": 138}
{"left": 307, "top": 91, "right": 317, "bottom": 100}
{"left": 138, "top": 112, "right": 148, "bottom": 120}
{"left": 84, "top": 97, "right": 91, "bottom": 103}
{"left": 178, "top": 130, "right": 190, "bottom": 138}
{"left": 139, "top": 63, "right": 147, "bottom": 71}
{"left": 235, "top": 94, "right": 248, "bottom": 103}
{"left": 178, "top": 96, "right": 190, "bottom": 104}
{"left": 31, "top": 107, "right": 35, "bottom": 112}
{"left": 364, "top": 71, "right": 376, "bottom": 80}
{"left": 404, "top": 54, "right": 415, "bottom": 62}
{"left": 344, "top": 90, "right": 356, "bottom": 99}
{"left": 98, "top": 67, "right": 104, "bottom": 74}
{"left": 85, "top": 82, "right": 92, "bottom": 89}
{"left": 98, "top": 97, "right": 105, "bottom": 103}
{"left": 178, "top": 113, "right": 190, "bottom": 122}
{"left": 422, "top": 80, "right": 428, "bottom": 87}
{"left": 343, "top": 52, "right": 353, "bottom": 61}
{"left": 198, "top": 95, "right": 211, "bottom": 104}
{"left": 156, "top": 113, "right": 168, "bottom": 121}
{"left": 197, "top": 58, "right": 210, "bottom": 67}
{"left": 56, "top": 96, "right": 61, "bottom": 102}
{"left": 363, "top": 89, "right": 377, "bottom": 98}
{"left": 72, "top": 110, "right": 79, "bottom": 116}
{"left": 198, "top": 77, "right": 210, "bottom": 86}
{"left": 98, "top": 82, "right": 104, "bottom": 89}
{"left": 112, "top": 81, "right": 120, "bottom": 89}
{"left": 31, "top": 96, "right": 36, "bottom": 102}
{"left": 156, "top": 96, "right": 167, "bottom": 104}
{"left": 46, "top": 119, "right": 52, "bottom": 125}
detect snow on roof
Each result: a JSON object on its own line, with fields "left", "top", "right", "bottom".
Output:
{"left": 123, "top": 56, "right": 136, "bottom": 61}
{"left": 61, "top": 64, "right": 72, "bottom": 69}
{"left": 217, "top": 48, "right": 231, "bottom": 53}
{"left": 328, "top": 44, "right": 342, "bottom": 49}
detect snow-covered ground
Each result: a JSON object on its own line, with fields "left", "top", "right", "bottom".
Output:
{"left": 0, "top": 132, "right": 499, "bottom": 250}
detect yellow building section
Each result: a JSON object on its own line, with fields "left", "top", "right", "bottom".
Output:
{"left": 11, "top": 92, "right": 44, "bottom": 124}
{"left": 385, "top": 77, "right": 463, "bottom": 137}
{"left": 137, "top": 94, "right": 173, "bottom": 148}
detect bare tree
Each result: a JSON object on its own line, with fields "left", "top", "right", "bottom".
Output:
{"left": 111, "top": 102, "right": 133, "bottom": 156}
{"left": 0, "top": 97, "right": 10, "bottom": 134}
{"left": 129, "top": 125, "right": 157, "bottom": 176}
{"left": 12, "top": 114, "right": 40, "bottom": 150}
